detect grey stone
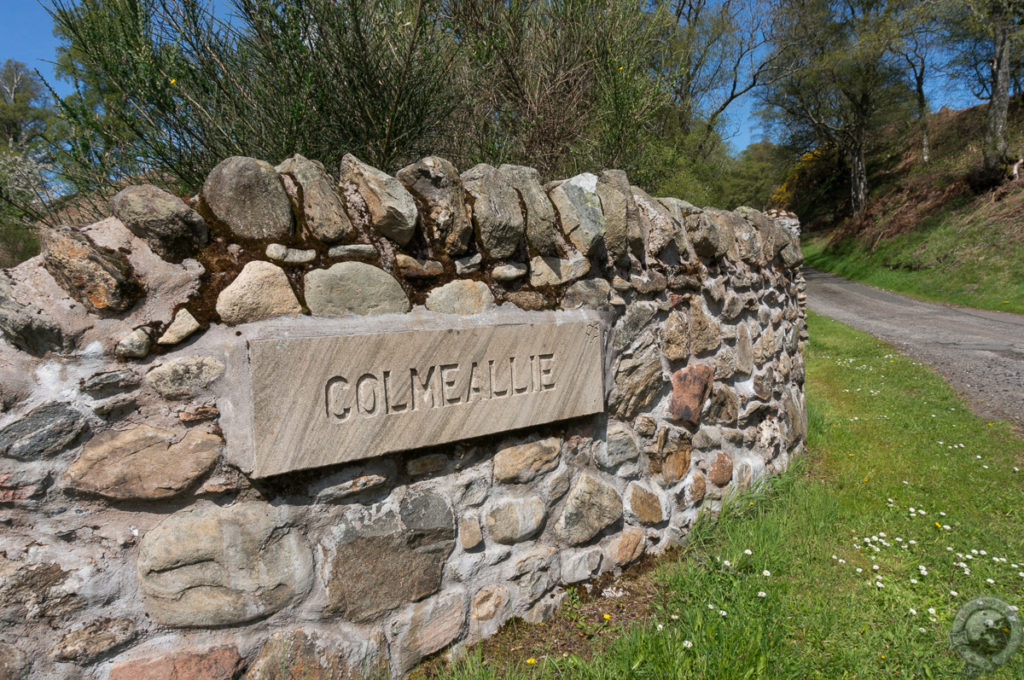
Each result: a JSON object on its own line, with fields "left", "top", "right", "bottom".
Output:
{"left": 157, "top": 308, "right": 201, "bottom": 345}
{"left": 325, "top": 491, "right": 455, "bottom": 622}
{"left": 407, "top": 453, "right": 448, "bottom": 476}
{"left": 397, "top": 156, "right": 473, "bottom": 255}
{"left": 276, "top": 153, "right": 356, "bottom": 243}
{"left": 782, "top": 386, "right": 807, "bottom": 448}
{"left": 597, "top": 421, "right": 639, "bottom": 469}
{"left": 265, "top": 243, "right": 316, "bottom": 264}
{"left": 110, "top": 184, "right": 208, "bottom": 262}
{"left": 690, "top": 297, "right": 721, "bottom": 354}
{"left": 396, "top": 254, "right": 444, "bottom": 278}
{"left": 661, "top": 308, "right": 690, "bottom": 361}
{"left": 625, "top": 482, "right": 664, "bottom": 525}
{"left": 612, "top": 301, "right": 658, "bottom": 352}
{"left": 560, "top": 278, "right": 611, "bottom": 310}
{"left": 632, "top": 186, "right": 687, "bottom": 263}
{"left": 512, "top": 546, "right": 559, "bottom": 604}
{"left": 493, "top": 437, "right": 560, "bottom": 483}
{"left": 597, "top": 170, "right": 639, "bottom": 264}
{"left": 137, "top": 502, "right": 313, "bottom": 627}
{"left": 498, "top": 164, "right": 559, "bottom": 256}
{"left": 145, "top": 355, "right": 225, "bottom": 400}
{"left": 556, "top": 473, "right": 622, "bottom": 545}
{"left": 40, "top": 226, "right": 143, "bottom": 316}
{"left": 685, "top": 210, "right": 732, "bottom": 259}
{"left": 114, "top": 328, "right": 151, "bottom": 359}
{"left": 610, "top": 340, "right": 663, "bottom": 419}
{"left": 305, "top": 262, "right": 410, "bottom": 316}
{"left": 462, "top": 164, "right": 525, "bottom": 258}
{"left": 0, "top": 642, "right": 27, "bottom": 679}
{"left": 0, "top": 403, "right": 87, "bottom": 461}
{"left": 0, "top": 276, "right": 72, "bottom": 356}
{"left": 491, "top": 263, "right": 528, "bottom": 282}
{"left": 424, "top": 280, "right": 494, "bottom": 315}
{"left": 657, "top": 196, "right": 700, "bottom": 223}
{"left": 736, "top": 206, "right": 776, "bottom": 262}
{"left": 561, "top": 548, "right": 603, "bottom": 584}
{"left": 339, "top": 154, "right": 418, "bottom": 246}
{"left": 455, "top": 253, "right": 482, "bottom": 275}
{"left": 216, "top": 260, "right": 302, "bottom": 325}
{"left": 528, "top": 255, "right": 590, "bottom": 287}
{"left": 549, "top": 173, "right": 604, "bottom": 256}
{"left": 202, "top": 156, "right": 294, "bottom": 240}
{"left": 390, "top": 590, "right": 467, "bottom": 673}
{"left": 52, "top": 618, "right": 136, "bottom": 663}
{"left": 715, "top": 346, "right": 737, "bottom": 380}
{"left": 459, "top": 517, "right": 483, "bottom": 550}
{"left": 484, "top": 496, "right": 546, "bottom": 544}
{"left": 545, "top": 467, "right": 570, "bottom": 501}
{"left": 708, "top": 211, "right": 759, "bottom": 264}
{"left": 81, "top": 369, "right": 140, "bottom": 396}
{"left": 707, "top": 384, "right": 740, "bottom": 426}
{"left": 314, "top": 474, "right": 389, "bottom": 503}
{"left": 327, "top": 243, "right": 377, "bottom": 258}
{"left": 736, "top": 323, "right": 754, "bottom": 375}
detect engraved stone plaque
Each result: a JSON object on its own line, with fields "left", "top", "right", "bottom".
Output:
{"left": 248, "top": 321, "right": 604, "bottom": 477}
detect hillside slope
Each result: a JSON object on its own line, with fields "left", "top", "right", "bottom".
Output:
{"left": 791, "top": 98, "right": 1024, "bottom": 315}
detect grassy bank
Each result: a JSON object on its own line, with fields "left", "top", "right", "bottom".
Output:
{"left": 424, "top": 312, "right": 1024, "bottom": 679}
{"left": 803, "top": 217, "right": 1024, "bottom": 316}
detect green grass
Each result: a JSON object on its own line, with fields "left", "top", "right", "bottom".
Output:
{"left": 803, "top": 212, "right": 1024, "bottom": 315}
{"left": 439, "top": 312, "right": 1024, "bottom": 679}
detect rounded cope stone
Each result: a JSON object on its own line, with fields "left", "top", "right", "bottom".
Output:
{"left": 276, "top": 154, "right": 355, "bottom": 244}
{"left": 202, "top": 156, "right": 294, "bottom": 240}
{"left": 216, "top": 260, "right": 302, "bottom": 325}
{"left": 305, "top": 262, "right": 410, "bottom": 316}
{"left": 397, "top": 156, "right": 473, "bottom": 255}
{"left": 137, "top": 502, "right": 313, "bottom": 627}
{"left": 339, "top": 154, "right": 417, "bottom": 246}
{"left": 110, "top": 184, "right": 208, "bottom": 262}
{"left": 461, "top": 163, "right": 525, "bottom": 259}
{"left": 424, "top": 280, "right": 494, "bottom": 315}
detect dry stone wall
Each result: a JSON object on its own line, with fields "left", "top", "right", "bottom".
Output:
{"left": 0, "top": 151, "right": 806, "bottom": 679}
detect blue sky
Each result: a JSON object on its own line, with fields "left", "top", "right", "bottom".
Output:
{"left": 0, "top": 0, "right": 981, "bottom": 155}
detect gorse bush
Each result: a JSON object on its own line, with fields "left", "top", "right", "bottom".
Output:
{"left": 45, "top": 0, "right": 687, "bottom": 197}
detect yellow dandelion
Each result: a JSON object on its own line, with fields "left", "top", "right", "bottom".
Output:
{"left": 527, "top": 657, "right": 536, "bottom": 665}
{"left": 170, "top": 78, "right": 177, "bottom": 85}
{"left": 618, "top": 66, "right": 623, "bottom": 70}
{"left": 603, "top": 613, "right": 611, "bottom": 620}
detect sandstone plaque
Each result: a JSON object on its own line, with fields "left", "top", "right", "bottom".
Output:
{"left": 248, "top": 321, "right": 604, "bottom": 477}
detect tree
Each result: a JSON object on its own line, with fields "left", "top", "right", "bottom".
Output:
{"left": 658, "top": 0, "right": 780, "bottom": 153}
{"left": 760, "top": 0, "right": 912, "bottom": 216}
{"left": 892, "top": 1, "right": 945, "bottom": 164}
{"left": 940, "top": 0, "right": 1024, "bottom": 175}
{"left": 0, "top": 61, "right": 58, "bottom": 265}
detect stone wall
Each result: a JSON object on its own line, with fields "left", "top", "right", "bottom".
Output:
{"left": 0, "top": 152, "right": 805, "bottom": 679}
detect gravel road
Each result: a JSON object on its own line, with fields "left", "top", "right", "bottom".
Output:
{"left": 804, "top": 267, "right": 1024, "bottom": 431}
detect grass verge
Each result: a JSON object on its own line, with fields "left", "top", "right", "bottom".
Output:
{"left": 802, "top": 215, "right": 1024, "bottom": 315}
{"left": 424, "top": 311, "right": 1024, "bottom": 679}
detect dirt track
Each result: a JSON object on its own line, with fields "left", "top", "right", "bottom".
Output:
{"left": 804, "top": 267, "right": 1024, "bottom": 431}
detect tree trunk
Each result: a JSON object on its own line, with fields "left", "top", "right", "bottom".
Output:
{"left": 984, "top": 22, "right": 1011, "bottom": 172}
{"left": 915, "top": 71, "right": 929, "bottom": 163}
{"left": 849, "top": 144, "right": 868, "bottom": 216}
